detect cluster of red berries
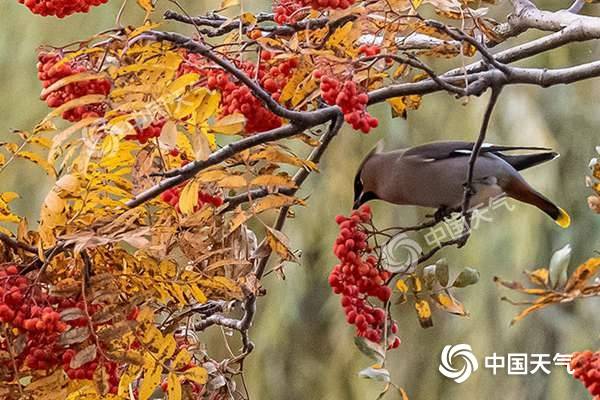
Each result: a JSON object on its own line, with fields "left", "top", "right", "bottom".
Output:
{"left": 273, "top": 0, "right": 356, "bottom": 23}
{"left": 302, "top": 0, "right": 356, "bottom": 9}
{"left": 125, "top": 119, "right": 166, "bottom": 144}
{"left": 160, "top": 185, "right": 224, "bottom": 212}
{"left": 0, "top": 264, "right": 69, "bottom": 373}
{"left": 358, "top": 44, "right": 381, "bottom": 57}
{"left": 571, "top": 351, "right": 600, "bottom": 399}
{"left": 37, "top": 52, "right": 110, "bottom": 122}
{"left": 181, "top": 52, "right": 299, "bottom": 134}
{"left": 61, "top": 349, "right": 119, "bottom": 392}
{"left": 273, "top": 0, "right": 303, "bottom": 24}
{"left": 328, "top": 206, "right": 400, "bottom": 348}
{"left": 18, "top": 0, "right": 109, "bottom": 18}
{"left": 259, "top": 52, "right": 299, "bottom": 102}
{"left": 316, "top": 72, "right": 378, "bottom": 133}
{"left": 0, "top": 264, "right": 122, "bottom": 392}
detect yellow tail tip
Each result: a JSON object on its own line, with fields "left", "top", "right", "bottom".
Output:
{"left": 555, "top": 208, "right": 571, "bottom": 228}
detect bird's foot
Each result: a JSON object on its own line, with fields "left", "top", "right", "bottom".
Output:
{"left": 431, "top": 207, "right": 453, "bottom": 223}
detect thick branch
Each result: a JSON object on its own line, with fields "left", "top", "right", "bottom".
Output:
{"left": 126, "top": 123, "right": 308, "bottom": 207}
{"left": 147, "top": 30, "right": 324, "bottom": 124}
{"left": 254, "top": 114, "right": 344, "bottom": 279}
{"left": 0, "top": 233, "right": 37, "bottom": 254}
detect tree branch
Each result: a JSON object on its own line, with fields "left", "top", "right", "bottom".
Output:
{"left": 126, "top": 123, "right": 309, "bottom": 207}
{"left": 146, "top": 30, "right": 323, "bottom": 125}
{"left": 0, "top": 233, "right": 37, "bottom": 254}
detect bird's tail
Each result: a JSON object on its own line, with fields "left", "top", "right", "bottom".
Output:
{"left": 497, "top": 151, "right": 559, "bottom": 171}
{"left": 504, "top": 178, "right": 571, "bottom": 228}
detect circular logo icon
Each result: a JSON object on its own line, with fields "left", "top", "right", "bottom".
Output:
{"left": 439, "top": 344, "right": 479, "bottom": 383}
{"left": 381, "top": 233, "right": 422, "bottom": 273}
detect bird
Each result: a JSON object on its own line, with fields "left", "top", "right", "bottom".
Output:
{"left": 353, "top": 141, "right": 571, "bottom": 228}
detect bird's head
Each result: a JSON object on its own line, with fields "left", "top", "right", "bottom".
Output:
{"left": 353, "top": 173, "right": 378, "bottom": 209}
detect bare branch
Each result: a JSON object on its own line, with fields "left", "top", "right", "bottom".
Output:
{"left": 254, "top": 114, "right": 345, "bottom": 279}
{"left": 459, "top": 85, "right": 504, "bottom": 246}
{"left": 0, "top": 233, "right": 37, "bottom": 254}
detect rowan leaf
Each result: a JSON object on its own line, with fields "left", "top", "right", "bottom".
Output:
{"left": 565, "top": 257, "right": 600, "bottom": 292}
{"left": 59, "top": 327, "right": 90, "bottom": 346}
{"left": 415, "top": 299, "right": 433, "bottom": 328}
{"left": 139, "top": 363, "right": 162, "bottom": 400}
{"left": 211, "top": 113, "right": 246, "bottom": 135}
{"left": 14, "top": 151, "right": 57, "bottom": 177}
{"left": 183, "top": 366, "right": 208, "bottom": 384}
{"left": 70, "top": 344, "right": 98, "bottom": 369}
{"left": 179, "top": 179, "right": 200, "bottom": 215}
{"left": 167, "top": 373, "right": 182, "bottom": 400}
{"left": 136, "top": 0, "right": 154, "bottom": 13}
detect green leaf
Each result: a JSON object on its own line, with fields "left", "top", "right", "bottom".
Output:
{"left": 354, "top": 336, "right": 385, "bottom": 364}
{"left": 453, "top": 268, "right": 480, "bottom": 288}
{"left": 435, "top": 259, "right": 449, "bottom": 286}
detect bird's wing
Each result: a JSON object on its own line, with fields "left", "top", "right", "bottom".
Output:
{"left": 402, "top": 141, "right": 553, "bottom": 162}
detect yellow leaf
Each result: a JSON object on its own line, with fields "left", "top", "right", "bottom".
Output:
{"left": 266, "top": 226, "right": 296, "bottom": 261}
{"left": 178, "top": 180, "right": 200, "bottom": 215}
{"left": 101, "top": 134, "right": 121, "bottom": 157}
{"left": 396, "top": 279, "right": 409, "bottom": 293}
{"left": 167, "top": 373, "right": 182, "bottom": 400}
{"left": 157, "top": 334, "right": 177, "bottom": 360}
{"left": 159, "top": 120, "right": 178, "bottom": 148}
{"left": 40, "top": 72, "right": 108, "bottom": 100}
{"left": 565, "top": 257, "right": 600, "bottom": 292}
{"left": 218, "top": 175, "right": 248, "bottom": 188}
{"left": 159, "top": 259, "right": 177, "bottom": 278}
{"left": 240, "top": 12, "right": 257, "bottom": 25}
{"left": 0, "top": 192, "right": 20, "bottom": 204}
{"left": 211, "top": 113, "right": 246, "bottom": 135}
{"left": 387, "top": 96, "right": 422, "bottom": 119}
{"left": 136, "top": 0, "right": 154, "bottom": 13}
{"left": 415, "top": 299, "right": 433, "bottom": 328}
{"left": 15, "top": 151, "right": 57, "bottom": 177}
{"left": 229, "top": 209, "right": 251, "bottom": 234}
{"left": 189, "top": 284, "right": 208, "bottom": 303}
{"left": 279, "top": 66, "right": 310, "bottom": 104}
{"left": 183, "top": 366, "right": 208, "bottom": 385}
{"left": 139, "top": 364, "right": 162, "bottom": 400}
{"left": 167, "top": 73, "right": 200, "bottom": 97}
{"left": 128, "top": 22, "right": 162, "bottom": 39}
{"left": 432, "top": 292, "right": 467, "bottom": 316}
{"left": 172, "top": 349, "right": 192, "bottom": 370}
{"left": 220, "top": 0, "right": 240, "bottom": 9}
{"left": 326, "top": 21, "right": 355, "bottom": 49}
{"left": 526, "top": 268, "right": 549, "bottom": 287}
{"left": 44, "top": 94, "right": 106, "bottom": 122}
{"left": 170, "top": 90, "right": 208, "bottom": 120}
{"left": 410, "top": 0, "right": 423, "bottom": 9}
{"left": 253, "top": 194, "right": 301, "bottom": 215}
{"left": 194, "top": 91, "right": 221, "bottom": 122}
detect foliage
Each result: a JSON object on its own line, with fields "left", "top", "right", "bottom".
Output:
{"left": 1, "top": 0, "right": 600, "bottom": 398}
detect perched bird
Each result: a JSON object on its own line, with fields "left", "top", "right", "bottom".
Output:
{"left": 353, "top": 141, "right": 570, "bottom": 228}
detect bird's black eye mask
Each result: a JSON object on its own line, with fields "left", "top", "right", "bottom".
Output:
{"left": 353, "top": 176, "right": 378, "bottom": 209}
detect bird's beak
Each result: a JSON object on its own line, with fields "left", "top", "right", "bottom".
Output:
{"left": 352, "top": 194, "right": 363, "bottom": 210}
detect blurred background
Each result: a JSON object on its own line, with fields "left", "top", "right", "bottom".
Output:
{"left": 1, "top": 0, "right": 599, "bottom": 398}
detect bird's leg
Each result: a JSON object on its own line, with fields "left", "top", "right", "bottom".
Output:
{"left": 431, "top": 206, "right": 453, "bottom": 223}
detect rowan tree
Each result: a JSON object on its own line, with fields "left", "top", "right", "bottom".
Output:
{"left": 1, "top": 0, "right": 600, "bottom": 398}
